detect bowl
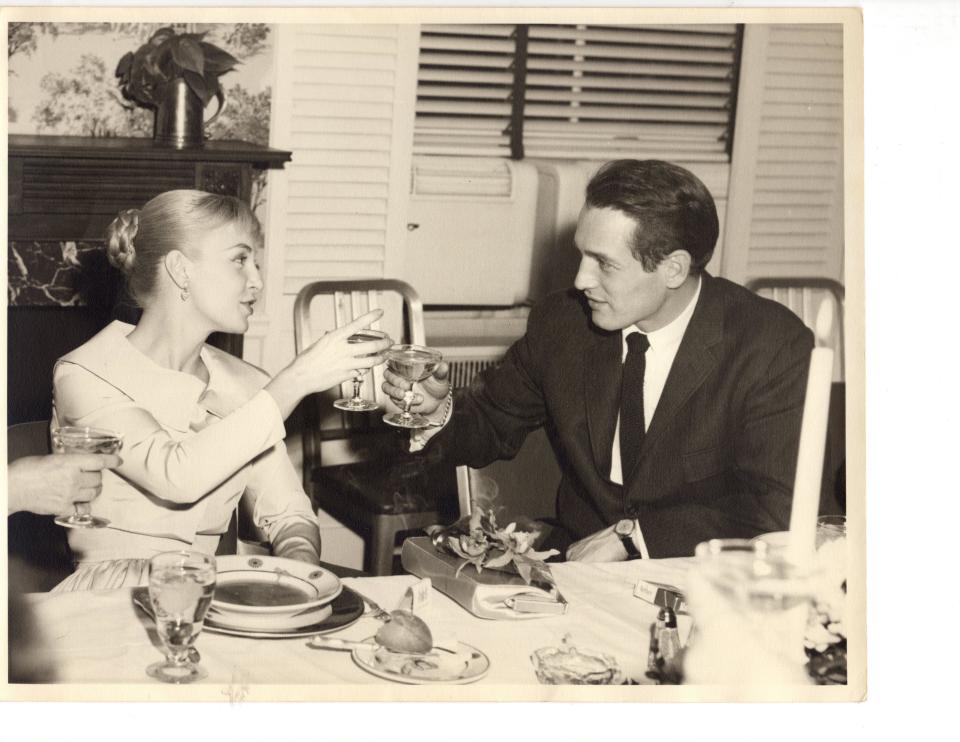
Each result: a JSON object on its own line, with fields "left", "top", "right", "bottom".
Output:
{"left": 207, "top": 555, "right": 342, "bottom": 632}
{"left": 530, "top": 643, "right": 623, "bottom": 685}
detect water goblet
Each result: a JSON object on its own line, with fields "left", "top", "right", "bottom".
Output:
{"left": 51, "top": 426, "right": 123, "bottom": 529}
{"left": 146, "top": 550, "right": 216, "bottom": 684}
{"left": 333, "top": 329, "right": 390, "bottom": 412}
{"left": 383, "top": 344, "right": 443, "bottom": 429}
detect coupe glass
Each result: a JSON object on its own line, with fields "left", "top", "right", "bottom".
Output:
{"left": 383, "top": 344, "right": 443, "bottom": 429}
{"left": 333, "top": 329, "right": 390, "bottom": 412}
{"left": 51, "top": 426, "right": 123, "bottom": 529}
{"left": 146, "top": 550, "right": 216, "bottom": 684}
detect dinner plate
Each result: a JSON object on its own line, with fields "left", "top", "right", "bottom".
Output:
{"left": 351, "top": 638, "right": 490, "bottom": 685}
{"left": 132, "top": 585, "right": 364, "bottom": 640}
{"left": 208, "top": 555, "right": 342, "bottom": 632}
{"left": 203, "top": 586, "right": 365, "bottom": 639}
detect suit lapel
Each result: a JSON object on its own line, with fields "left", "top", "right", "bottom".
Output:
{"left": 640, "top": 273, "right": 724, "bottom": 458}
{"left": 584, "top": 330, "right": 623, "bottom": 482}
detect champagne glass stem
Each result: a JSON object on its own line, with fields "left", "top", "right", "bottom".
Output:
{"left": 401, "top": 389, "right": 414, "bottom": 421}
{"left": 351, "top": 372, "right": 363, "bottom": 402}
{"left": 73, "top": 504, "right": 91, "bottom": 525}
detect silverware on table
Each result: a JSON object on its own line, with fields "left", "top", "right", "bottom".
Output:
{"left": 350, "top": 588, "right": 392, "bottom": 621}
{"left": 308, "top": 634, "right": 456, "bottom": 656}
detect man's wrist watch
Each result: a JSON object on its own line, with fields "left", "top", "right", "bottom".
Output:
{"left": 615, "top": 519, "right": 642, "bottom": 560}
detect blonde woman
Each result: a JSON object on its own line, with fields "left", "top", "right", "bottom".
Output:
{"left": 51, "top": 190, "right": 390, "bottom": 591}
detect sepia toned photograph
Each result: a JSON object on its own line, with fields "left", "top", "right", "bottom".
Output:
{"left": 3, "top": 5, "right": 864, "bottom": 704}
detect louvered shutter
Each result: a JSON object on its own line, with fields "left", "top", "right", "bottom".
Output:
{"left": 280, "top": 24, "right": 414, "bottom": 294}
{"left": 414, "top": 24, "right": 518, "bottom": 157}
{"left": 723, "top": 24, "right": 844, "bottom": 283}
{"left": 259, "top": 24, "right": 418, "bottom": 374}
{"left": 523, "top": 24, "right": 739, "bottom": 161}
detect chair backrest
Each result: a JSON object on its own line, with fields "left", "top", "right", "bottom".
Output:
{"left": 745, "top": 277, "right": 845, "bottom": 382}
{"left": 7, "top": 420, "right": 52, "bottom": 461}
{"left": 7, "top": 421, "right": 74, "bottom": 592}
{"left": 294, "top": 279, "right": 425, "bottom": 406}
{"left": 455, "top": 426, "right": 562, "bottom": 523}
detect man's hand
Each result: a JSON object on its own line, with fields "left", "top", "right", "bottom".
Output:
{"left": 7, "top": 453, "right": 121, "bottom": 516}
{"left": 565, "top": 523, "right": 630, "bottom": 562}
{"left": 382, "top": 361, "right": 451, "bottom": 424}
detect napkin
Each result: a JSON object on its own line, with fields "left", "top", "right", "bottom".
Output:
{"left": 400, "top": 537, "right": 566, "bottom": 620}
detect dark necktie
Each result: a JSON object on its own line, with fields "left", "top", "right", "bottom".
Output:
{"left": 619, "top": 332, "right": 650, "bottom": 485}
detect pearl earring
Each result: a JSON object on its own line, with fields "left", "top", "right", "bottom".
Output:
{"left": 180, "top": 283, "right": 190, "bottom": 302}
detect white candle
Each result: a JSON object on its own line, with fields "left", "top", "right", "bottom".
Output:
{"left": 786, "top": 299, "right": 836, "bottom": 569}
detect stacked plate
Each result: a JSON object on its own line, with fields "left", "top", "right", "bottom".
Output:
{"left": 207, "top": 555, "right": 342, "bottom": 633}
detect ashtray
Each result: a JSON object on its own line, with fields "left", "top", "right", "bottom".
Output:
{"left": 530, "top": 636, "right": 624, "bottom": 685}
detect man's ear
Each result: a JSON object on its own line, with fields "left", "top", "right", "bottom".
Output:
{"left": 661, "top": 250, "right": 692, "bottom": 288}
{"left": 163, "top": 250, "right": 191, "bottom": 290}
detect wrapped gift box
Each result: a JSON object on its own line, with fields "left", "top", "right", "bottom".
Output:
{"left": 400, "top": 537, "right": 566, "bottom": 620}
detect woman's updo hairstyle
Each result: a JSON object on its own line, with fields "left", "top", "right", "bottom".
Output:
{"left": 105, "top": 189, "right": 263, "bottom": 306}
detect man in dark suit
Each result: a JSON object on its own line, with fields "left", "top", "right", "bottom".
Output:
{"left": 385, "top": 159, "right": 814, "bottom": 559}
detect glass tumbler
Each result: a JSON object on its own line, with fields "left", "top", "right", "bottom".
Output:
{"left": 146, "top": 550, "right": 216, "bottom": 684}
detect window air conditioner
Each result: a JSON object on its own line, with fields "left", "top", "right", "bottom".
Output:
{"left": 403, "top": 156, "right": 539, "bottom": 305}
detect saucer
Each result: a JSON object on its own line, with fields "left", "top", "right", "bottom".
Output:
{"left": 351, "top": 638, "right": 490, "bottom": 684}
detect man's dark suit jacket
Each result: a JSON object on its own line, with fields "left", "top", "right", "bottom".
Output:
{"left": 432, "top": 273, "right": 815, "bottom": 558}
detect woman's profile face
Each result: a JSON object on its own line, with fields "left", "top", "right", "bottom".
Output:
{"left": 185, "top": 220, "right": 264, "bottom": 335}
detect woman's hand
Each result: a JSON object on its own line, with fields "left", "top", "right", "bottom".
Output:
{"left": 266, "top": 309, "right": 393, "bottom": 419}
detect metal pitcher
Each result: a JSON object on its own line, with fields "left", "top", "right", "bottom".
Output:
{"left": 153, "top": 78, "right": 225, "bottom": 149}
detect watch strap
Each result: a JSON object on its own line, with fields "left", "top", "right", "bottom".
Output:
{"left": 619, "top": 524, "right": 642, "bottom": 560}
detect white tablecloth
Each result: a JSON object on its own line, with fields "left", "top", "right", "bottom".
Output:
{"left": 18, "top": 559, "right": 693, "bottom": 691}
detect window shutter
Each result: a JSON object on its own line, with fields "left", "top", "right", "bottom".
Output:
{"left": 414, "top": 24, "right": 518, "bottom": 157}
{"left": 722, "top": 24, "right": 844, "bottom": 284}
{"left": 275, "top": 25, "right": 418, "bottom": 296}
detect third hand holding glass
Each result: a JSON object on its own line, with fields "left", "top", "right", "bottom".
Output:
{"left": 51, "top": 426, "right": 123, "bottom": 529}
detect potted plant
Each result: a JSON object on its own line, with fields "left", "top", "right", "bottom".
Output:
{"left": 115, "top": 27, "right": 240, "bottom": 148}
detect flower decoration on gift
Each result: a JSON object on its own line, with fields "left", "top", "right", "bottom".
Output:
{"left": 427, "top": 507, "right": 559, "bottom": 585}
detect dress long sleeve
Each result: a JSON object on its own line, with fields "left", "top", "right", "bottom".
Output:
{"left": 54, "top": 362, "right": 287, "bottom": 505}
{"left": 242, "top": 438, "right": 321, "bottom": 563}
